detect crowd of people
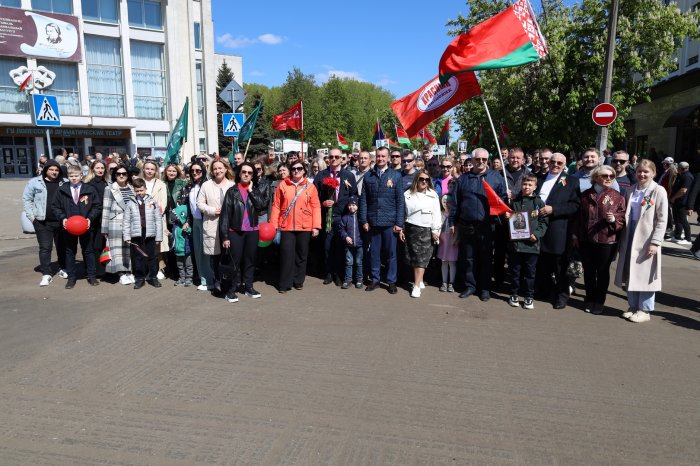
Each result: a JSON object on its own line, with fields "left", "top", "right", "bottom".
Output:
{"left": 23, "top": 144, "right": 698, "bottom": 323}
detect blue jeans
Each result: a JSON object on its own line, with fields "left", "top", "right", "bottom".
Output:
{"left": 627, "top": 291, "right": 655, "bottom": 311}
{"left": 369, "top": 225, "right": 397, "bottom": 284}
{"left": 344, "top": 245, "right": 363, "bottom": 282}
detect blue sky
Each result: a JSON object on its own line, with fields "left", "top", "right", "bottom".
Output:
{"left": 211, "top": 0, "right": 471, "bottom": 100}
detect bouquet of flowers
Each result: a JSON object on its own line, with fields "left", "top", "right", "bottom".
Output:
{"left": 322, "top": 177, "right": 340, "bottom": 232}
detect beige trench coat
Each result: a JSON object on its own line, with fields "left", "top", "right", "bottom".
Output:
{"left": 615, "top": 181, "right": 668, "bottom": 292}
{"left": 196, "top": 178, "right": 234, "bottom": 255}
{"left": 147, "top": 178, "right": 169, "bottom": 253}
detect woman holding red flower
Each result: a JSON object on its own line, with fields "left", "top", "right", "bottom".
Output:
{"left": 615, "top": 160, "right": 668, "bottom": 323}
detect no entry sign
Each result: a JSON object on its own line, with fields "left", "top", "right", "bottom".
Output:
{"left": 592, "top": 103, "right": 617, "bottom": 126}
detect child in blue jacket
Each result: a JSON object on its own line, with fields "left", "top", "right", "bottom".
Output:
{"left": 337, "top": 196, "right": 363, "bottom": 289}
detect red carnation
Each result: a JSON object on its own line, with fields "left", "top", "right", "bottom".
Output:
{"left": 322, "top": 177, "right": 340, "bottom": 189}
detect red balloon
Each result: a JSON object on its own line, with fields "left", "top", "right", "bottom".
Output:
{"left": 65, "top": 215, "right": 89, "bottom": 236}
{"left": 258, "top": 222, "right": 276, "bottom": 242}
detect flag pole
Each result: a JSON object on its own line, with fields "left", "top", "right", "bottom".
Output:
{"left": 243, "top": 134, "right": 253, "bottom": 160}
{"left": 480, "top": 95, "right": 508, "bottom": 184}
{"left": 300, "top": 100, "right": 305, "bottom": 161}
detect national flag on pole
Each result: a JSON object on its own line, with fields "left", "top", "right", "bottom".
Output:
{"left": 437, "top": 118, "right": 450, "bottom": 146}
{"left": 483, "top": 179, "right": 512, "bottom": 215}
{"left": 439, "top": 0, "right": 548, "bottom": 83}
{"left": 395, "top": 125, "right": 412, "bottom": 147}
{"left": 272, "top": 101, "right": 303, "bottom": 131}
{"left": 18, "top": 74, "right": 31, "bottom": 92}
{"left": 499, "top": 122, "right": 512, "bottom": 146}
{"left": 424, "top": 128, "right": 437, "bottom": 145}
{"left": 164, "top": 97, "right": 188, "bottom": 165}
{"left": 371, "top": 118, "right": 385, "bottom": 146}
{"left": 391, "top": 73, "right": 481, "bottom": 138}
{"left": 239, "top": 99, "right": 262, "bottom": 143}
{"left": 336, "top": 131, "right": 349, "bottom": 149}
{"left": 472, "top": 127, "right": 484, "bottom": 146}
{"left": 387, "top": 137, "right": 400, "bottom": 149}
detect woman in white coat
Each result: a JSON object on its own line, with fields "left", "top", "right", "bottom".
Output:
{"left": 615, "top": 159, "right": 668, "bottom": 323}
{"left": 197, "top": 159, "right": 235, "bottom": 291}
{"left": 400, "top": 169, "right": 442, "bottom": 298}
{"left": 141, "top": 160, "right": 169, "bottom": 278}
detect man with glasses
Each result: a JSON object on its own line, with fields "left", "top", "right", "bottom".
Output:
{"left": 611, "top": 150, "right": 635, "bottom": 197}
{"left": 314, "top": 148, "right": 358, "bottom": 286}
{"left": 390, "top": 150, "right": 403, "bottom": 171}
{"left": 360, "top": 146, "right": 405, "bottom": 294}
{"left": 572, "top": 148, "right": 620, "bottom": 193}
{"left": 535, "top": 152, "right": 580, "bottom": 309}
{"left": 400, "top": 151, "right": 418, "bottom": 191}
{"left": 448, "top": 147, "right": 507, "bottom": 301}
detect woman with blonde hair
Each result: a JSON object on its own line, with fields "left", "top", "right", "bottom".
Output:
{"left": 141, "top": 160, "right": 169, "bottom": 278}
{"left": 615, "top": 159, "right": 668, "bottom": 323}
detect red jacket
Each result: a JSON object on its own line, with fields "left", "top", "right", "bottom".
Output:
{"left": 270, "top": 177, "right": 321, "bottom": 231}
{"left": 575, "top": 187, "right": 626, "bottom": 244}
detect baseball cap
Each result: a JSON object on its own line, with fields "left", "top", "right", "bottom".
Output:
{"left": 347, "top": 195, "right": 358, "bottom": 205}
{"left": 679, "top": 161, "right": 689, "bottom": 169}
{"left": 662, "top": 157, "right": 674, "bottom": 164}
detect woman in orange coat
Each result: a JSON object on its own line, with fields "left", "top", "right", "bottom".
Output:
{"left": 270, "top": 162, "right": 321, "bottom": 292}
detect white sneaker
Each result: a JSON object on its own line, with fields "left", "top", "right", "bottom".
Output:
{"left": 675, "top": 239, "right": 691, "bottom": 246}
{"left": 119, "top": 274, "right": 131, "bottom": 285}
{"left": 629, "top": 310, "right": 651, "bottom": 323}
{"left": 197, "top": 284, "right": 208, "bottom": 291}
{"left": 419, "top": 281, "right": 425, "bottom": 289}
{"left": 128, "top": 274, "right": 136, "bottom": 284}
{"left": 39, "top": 275, "right": 52, "bottom": 286}
{"left": 410, "top": 286, "right": 421, "bottom": 298}
{"left": 157, "top": 270, "right": 165, "bottom": 280}
{"left": 622, "top": 308, "right": 635, "bottom": 319}
{"left": 58, "top": 269, "right": 68, "bottom": 279}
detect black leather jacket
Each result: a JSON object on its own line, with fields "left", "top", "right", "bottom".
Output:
{"left": 218, "top": 183, "right": 267, "bottom": 238}
{"left": 256, "top": 176, "right": 273, "bottom": 215}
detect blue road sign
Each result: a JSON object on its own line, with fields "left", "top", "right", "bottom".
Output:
{"left": 33, "top": 94, "right": 61, "bottom": 127}
{"left": 222, "top": 113, "right": 245, "bottom": 137}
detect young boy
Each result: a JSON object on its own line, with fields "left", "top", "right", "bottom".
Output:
{"left": 506, "top": 174, "right": 548, "bottom": 309}
{"left": 123, "top": 178, "right": 163, "bottom": 289}
{"left": 51, "top": 164, "right": 102, "bottom": 289}
{"left": 337, "top": 195, "right": 363, "bottom": 289}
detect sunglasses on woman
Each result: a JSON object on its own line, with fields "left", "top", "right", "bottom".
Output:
{"left": 418, "top": 177, "right": 430, "bottom": 182}
{"left": 291, "top": 166, "right": 304, "bottom": 172}
{"left": 191, "top": 168, "right": 202, "bottom": 173}
{"left": 599, "top": 174, "right": 615, "bottom": 180}
{"left": 115, "top": 171, "right": 128, "bottom": 176}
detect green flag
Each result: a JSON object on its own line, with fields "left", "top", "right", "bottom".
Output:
{"left": 239, "top": 99, "right": 262, "bottom": 143}
{"left": 164, "top": 97, "right": 188, "bottom": 165}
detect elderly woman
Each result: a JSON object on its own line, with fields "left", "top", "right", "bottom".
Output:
{"left": 615, "top": 160, "right": 668, "bottom": 323}
{"left": 197, "top": 159, "right": 235, "bottom": 292}
{"left": 400, "top": 169, "right": 442, "bottom": 298}
{"left": 572, "top": 166, "right": 626, "bottom": 314}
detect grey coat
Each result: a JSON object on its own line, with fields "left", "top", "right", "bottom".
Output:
{"left": 101, "top": 182, "right": 133, "bottom": 273}
{"left": 123, "top": 194, "right": 164, "bottom": 242}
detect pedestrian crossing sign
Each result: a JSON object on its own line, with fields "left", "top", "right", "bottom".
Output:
{"left": 222, "top": 113, "right": 244, "bottom": 137}
{"left": 32, "top": 94, "right": 61, "bottom": 127}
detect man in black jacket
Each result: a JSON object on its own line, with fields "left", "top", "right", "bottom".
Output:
{"left": 52, "top": 165, "right": 102, "bottom": 288}
{"left": 535, "top": 152, "right": 581, "bottom": 309}
{"left": 314, "top": 148, "right": 358, "bottom": 286}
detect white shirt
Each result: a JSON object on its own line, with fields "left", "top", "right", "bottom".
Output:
{"left": 189, "top": 184, "right": 202, "bottom": 220}
{"left": 404, "top": 189, "right": 442, "bottom": 232}
{"left": 539, "top": 173, "right": 558, "bottom": 203}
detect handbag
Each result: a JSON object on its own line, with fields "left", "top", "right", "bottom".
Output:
{"left": 99, "top": 246, "right": 112, "bottom": 264}
{"left": 273, "top": 184, "right": 307, "bottom": 245}
{"left": 218, "top": 248, "right": 238, "bottom": 279}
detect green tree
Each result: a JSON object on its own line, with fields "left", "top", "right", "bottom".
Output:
{"left": 447, "top": 0, "right": 700, "bottom": 154}
{"left": 215, "top": 62, "right": 235, "bottom": 155}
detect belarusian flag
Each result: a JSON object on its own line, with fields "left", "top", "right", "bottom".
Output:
{"left": 395, "top": 125, "right": 412, "bottom": 147}
{"left": 499, "top": 122, "right": 512, "bottom": 146}
{"left": 387, "top": 137, "right": 400, "bottom": 149}
{"left": 336, "top": 131, "right": 349, "bottom": 149}
{"left": 437, "top": 118, "right": 450, "bottom": 146}
{"left": 391, "top": 72, "right": 481, "bottom": 137}
{"left": 371, "top": 118, "right": 385, "bottom": 146}
{"left": 439, "top": 0, "right": 548, "bottom": 82}
{"left": 424, "top": 128, "right": 437, "bottom": 145}
{"left": 472, "top": 127, "right": 483, "bottom": 147}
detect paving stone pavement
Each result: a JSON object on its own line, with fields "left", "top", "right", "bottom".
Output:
{"left": 0, "top": 179, "right": 699, "bottom": 465}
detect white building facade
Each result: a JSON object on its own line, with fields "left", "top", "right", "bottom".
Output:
{"left": 0, "top": 0, "right": 223, "bottom": 177}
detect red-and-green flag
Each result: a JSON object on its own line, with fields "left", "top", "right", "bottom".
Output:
{"left": 472, "top": 127, "right": 483, "bottom": 147}
{"left": 395, "top": 125, "right": 412, "bottom": 147}
{"left": 424, "top": 128, "right": 437, "bottom": 145}
{"left": 387, "top": 137, "right": 400, "bottom": 149}
{"left": 439, "top": 0, "right": 548, "bottom": 83}
{"left": 499, "top": 122, "right": 512, "bottom": 146}
{"left": 336, "top": 131, "right": 349, "bottom": 149}
{"left": 437, "top": 118, "right": 450, "bottom": 146}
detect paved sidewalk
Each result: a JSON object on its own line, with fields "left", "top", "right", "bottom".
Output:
{"left": 1, "top": 179, "right": 698, "bottom": 465}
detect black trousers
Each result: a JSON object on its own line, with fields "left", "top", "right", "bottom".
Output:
{"left": 131, "top": 236, "right": 158, "bottom": 281}
{"left": 321, "top": 226, "right": 342, "bottom": 278}
{"left": 64, "top": 230, "right": 96, "bottom": 280}
{"left": 279, "top": 231, "right": 311, "bottom": 290}
{"left": 459, "top": 222, "right": 493, "bottom": 293}
{"left": 672, "top": 204, "right": 691, "bottom": 240}
{"left": 33, "top": 219, "right": 65, "bottom": 275}
{"left": 492, "top": 221, "right": 509, "bottom": 283}
{"left": 580, "top": 242, "right": 616, "bottom": 305}
{"left": 224, "top": 230, "right": 259, "bottom": 290}
{"left": 536, "top": 252, "right": 570, "bottom": 303}
{"left": 508, "top": 251, "right": 538, "bottom": 298}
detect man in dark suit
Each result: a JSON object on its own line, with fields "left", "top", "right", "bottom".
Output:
{"left": 535, "top": 152, "right": 580, "bottom": 309}
{"left": 314, "top": 148, "right": 358, "bottom": 286}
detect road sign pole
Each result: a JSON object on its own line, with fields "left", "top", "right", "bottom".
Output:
{"left": 46, "top": 129, "right": 53, "bottom": 159}
{"left": 596, "top": 0, "right": 619, "bottom": 154}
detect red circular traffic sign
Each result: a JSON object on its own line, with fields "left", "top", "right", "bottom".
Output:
{"left": 592, "top": 103, "right": 617, "bottom": 126}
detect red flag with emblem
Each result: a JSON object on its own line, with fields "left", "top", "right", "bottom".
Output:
{"left": 272, "top": 101, "right": 303, "bottom": 131}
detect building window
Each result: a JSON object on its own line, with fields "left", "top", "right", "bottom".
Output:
{"left": 31, "top": 0, "right": 72, "bottom": 14}
{"left": 194, "top": 22, "right": 201, "bottom": 50}
{"left": 37, "top": 61, "right": 80, "bottom": 115}
{"left": 82, "top": 0, "right": 119, "bottom": 24}
{"left": 0, "top": 58, "right": 29, "bottom": 114}
{"left": 199, "top": 137, "right": 206, "bottom": 152}
{"left": 85, "top": 35, "right": 125, "bottom": 117}
{"left": 136, "top": 131, "right": 167, "bottom": 159}
{"left": 127, "top": 0, "right": 162, "bottom": 30}
{"left": 130, "top": 41, "right": 166, "bottom": 119}
{"left": 195, "top": 61, "right": 205, "bottom": 129}
{"left": 688, "top": 55, "right": 699, "bottom": 66}
{"left": 0, "top": 0, "right": 22, "bottom": 8}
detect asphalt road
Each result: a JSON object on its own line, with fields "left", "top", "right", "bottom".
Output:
{"left": 1, "top": 179, "right": 699, "bottom": 465}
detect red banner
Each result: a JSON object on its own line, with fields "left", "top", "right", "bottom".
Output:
{"left": 391, "top": 73, "right": 481, "bottom": 138}
{"left": 272, "top": 101, "right": 303, "bottom": 131}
